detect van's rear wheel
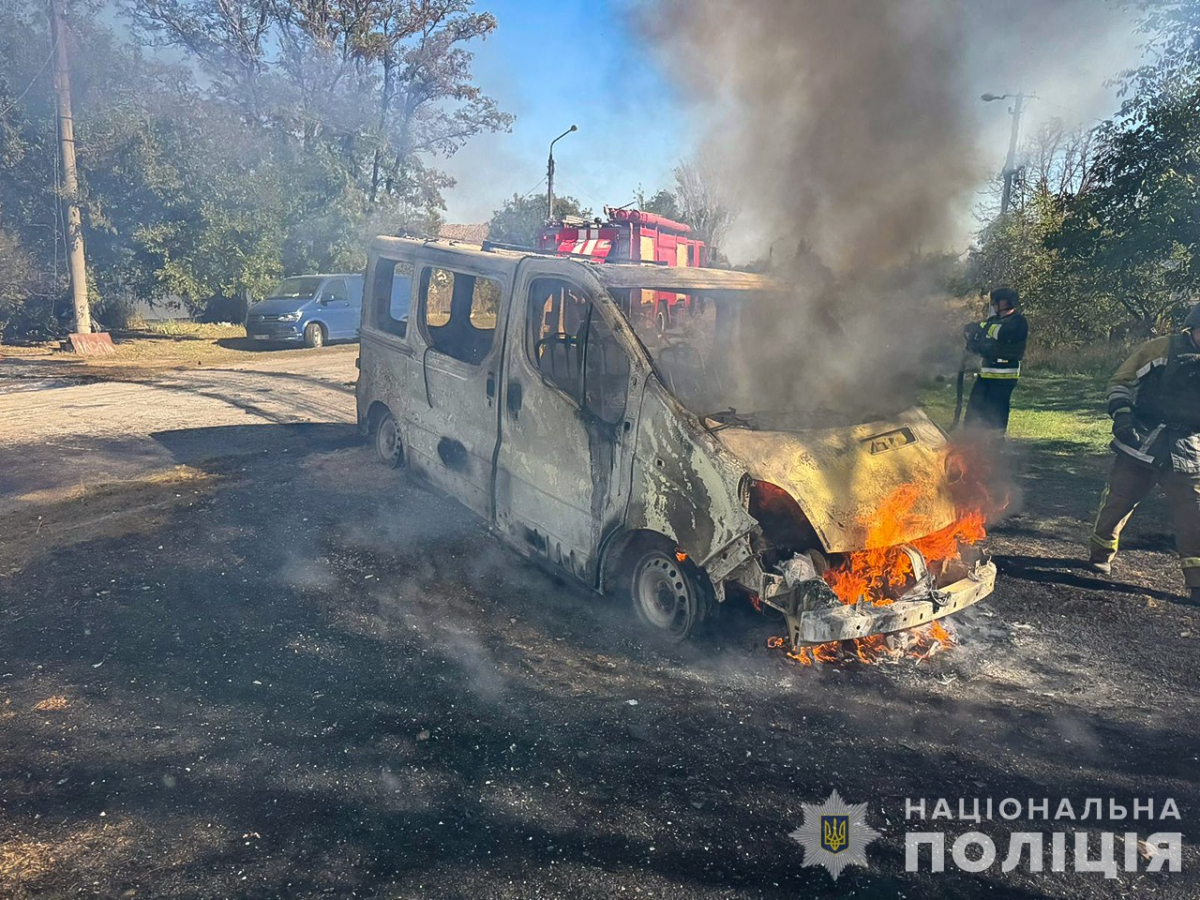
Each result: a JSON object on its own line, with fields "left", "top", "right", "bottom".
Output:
{"left": 373, "top": 410, "right": 404, "bottom": 468}
{"left": 303, "top": 322, "right": 326, "bottom": 348}
{"left": 629, "top": 544, "right": 710, "bottom": 641}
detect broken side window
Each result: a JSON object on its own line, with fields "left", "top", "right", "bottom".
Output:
{"left": 372, "top": 258, "right": 413, "bottom": 338}
{"left": 527, "top": 277, "right": 591, "bottom": 401}
{"left": 420, "top": 267, "right": 500, "bottom": 365}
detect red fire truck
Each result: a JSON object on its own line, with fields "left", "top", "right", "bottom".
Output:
{"left": 537, "top": 207, "right": 708, "bottom": 329}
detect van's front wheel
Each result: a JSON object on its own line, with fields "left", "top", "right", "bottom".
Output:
{"left": 303, "top": 322, "right": 326, "bottom": 348}
{"left": 373, "top": 410, "right": 404, "bottom": 468}
{"left": 629, "top": 544, "right": 711, "bottom": 642}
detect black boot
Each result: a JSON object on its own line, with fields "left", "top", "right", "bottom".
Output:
{"left": 1183, "top": 588, "right": 1200, "bottom": 607}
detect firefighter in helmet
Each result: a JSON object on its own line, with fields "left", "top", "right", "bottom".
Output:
{"left": 962, "top": 287, "right": 1028, "bottom": 433}
{"left": 1088, "top": 303, "right": 1200, "bottom": 605}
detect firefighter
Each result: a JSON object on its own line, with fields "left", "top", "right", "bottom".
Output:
{"left": 962, "top": 287, "right": 1028, "bottom": 433}
{"left": 1088, "top": 303, "right": 1200, "bottom": 605}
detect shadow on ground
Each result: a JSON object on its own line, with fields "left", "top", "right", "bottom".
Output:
{"left": 1, "top": 424, "right": 1197, "bottom": 899}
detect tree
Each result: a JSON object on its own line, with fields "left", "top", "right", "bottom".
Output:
{"left": 966, "top": 120, "right": 1106, "bottom": 344}
{"left": 672, "top": 157, "right": 733, "bottom": 259}
{"left": 1049, "top": 0, "right": 1200, "bottom": 333}
{"left": 641, "top": 188, "right": 680, "bottom": 221}
{"left": 639, "top": 158, "right": 735, "bottom": 262}
{"left": 487, "top": 193, "right": 590, "bottom": 249}
{"left": 125, "top": 0, "right": 513, "bottom": 228}
{"left": 0, "top": 228, "right": 39, "bottom": 337}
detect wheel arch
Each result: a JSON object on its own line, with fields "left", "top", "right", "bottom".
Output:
{"left": 364, "top": 400, "right": 392, "bottom": 437}
{"left": 597, "top": 527, "right": 679, "bottom": 595}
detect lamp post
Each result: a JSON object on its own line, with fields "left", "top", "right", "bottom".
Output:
{"left": 547, "top": 124, "right": 577, "bottom": 222}
{"left": 982, "top": 92, "right": 1033, "bottom": 215}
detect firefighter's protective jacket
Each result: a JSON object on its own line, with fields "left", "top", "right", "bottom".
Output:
{"left": 1108, "top": 332, "right": 1200, "bottom": 473}
{"left": 964, "top": 312, "right": 1028, "bottom": 379}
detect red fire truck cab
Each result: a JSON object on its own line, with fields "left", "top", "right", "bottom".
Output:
{"left": 538, "top": 207, "right": 708, "bottom": 330}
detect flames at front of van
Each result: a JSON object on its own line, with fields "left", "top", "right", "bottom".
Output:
{"left": 734, "top": 437, "right": 999, "bottom": 661}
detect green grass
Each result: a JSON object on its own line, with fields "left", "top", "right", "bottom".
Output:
{"left": 923, "top": 373, "right": 1111, "bottom": 457}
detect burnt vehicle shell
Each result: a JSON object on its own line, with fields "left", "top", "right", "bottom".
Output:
{"left": 355, "top": 237, "right": 995, "bottom": 646}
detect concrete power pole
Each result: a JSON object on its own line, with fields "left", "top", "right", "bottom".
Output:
{"left": 49, "top": 0, "right": 90, "bottom": 334}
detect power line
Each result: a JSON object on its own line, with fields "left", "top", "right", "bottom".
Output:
{"left": 0, "top": 35, "right": 58, "bottom": 120}
{"left": 519, "top": 176, "right": 546, "bottom": 201}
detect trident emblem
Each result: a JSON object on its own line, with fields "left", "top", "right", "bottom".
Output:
{"left": 820, "top": 815, "right": 849, "bottom": 853}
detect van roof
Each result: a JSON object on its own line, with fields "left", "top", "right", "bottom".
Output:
{"left": 280, "top": 273, "right": 364, "bottom": 280}
{"left": 369, "top": 235, "right": 780, "bottom": 292}
{"left": 588, "top": 264, "right": 779, "bottom": 293}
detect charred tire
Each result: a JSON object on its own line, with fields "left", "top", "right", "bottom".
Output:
{"left": 303, "top": 322, "right": 326, "bottom": 349}
{"left": 628, "top": 542, "right": 712, "bottom": 642}
{"left": 373, "top": 409, "right": 404, "bottom": 468}
{"left": 655, "top": 301, "right": 670, "bottom": 334}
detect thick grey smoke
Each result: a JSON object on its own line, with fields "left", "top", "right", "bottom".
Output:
{"left": 654, "top": 0, "right": 977, "bottom": 276}
{"left": 644, "top": 0, "right": 1130, "bottom": 416}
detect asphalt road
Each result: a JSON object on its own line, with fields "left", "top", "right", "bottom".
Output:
{"left": 0, "top": 347, "right": 1197, "bottom": 899}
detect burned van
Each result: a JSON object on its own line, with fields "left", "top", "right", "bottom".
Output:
{"left": 356, "top": 237, "right": 995, "bottom": 649}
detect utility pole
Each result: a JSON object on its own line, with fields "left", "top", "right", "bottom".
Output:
{"left": 1000, "top": 92, "right": 1025, "bottom": 216}
{"left": 547, "top": 124, "right": 577, "bottom": 222}
{"left": 49, "top": 0, "right": 90, "bottom": 334}
{"left": 982, "top": 91, "right": 1034, "bottom": 215}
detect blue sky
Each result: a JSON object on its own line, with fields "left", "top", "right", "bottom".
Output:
{"left": 439, "top": 0, "right": 693, "bottom": 224}
{"left": 439, "top": 0, "right": 1146, "bottom": 243}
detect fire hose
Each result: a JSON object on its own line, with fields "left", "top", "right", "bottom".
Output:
{"left": 951, "top": 347, "right": 970, "bottom": 430}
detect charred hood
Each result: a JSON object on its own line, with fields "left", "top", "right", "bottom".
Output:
{"left": 713, "top": 408, "right": 956, "bottom": 554}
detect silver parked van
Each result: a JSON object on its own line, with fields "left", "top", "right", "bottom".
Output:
{"left": 356, "top": 237, "right": 995, "bottom": 648}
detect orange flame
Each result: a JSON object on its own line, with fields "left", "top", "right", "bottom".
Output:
{"left": 771, "top": 446, "right": 988, "bottom": 667}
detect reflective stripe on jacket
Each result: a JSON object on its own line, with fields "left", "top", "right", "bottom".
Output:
{"left": 965, "top": 312, "right": 1028, "bottom": 380}
{"left": 1108, "top": 333, "right": 1200, "bottom": 473}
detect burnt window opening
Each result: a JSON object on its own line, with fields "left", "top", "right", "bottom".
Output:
{"left": 373, "top": 259, "right": 413, "bottom": 338}
{"left": 527, "top": 278, "right": 629, "bottom": 423}
{"left": 528, "top": 277, "right": 587, "bottom": 398}
{"left": 421, "top": 267, "right": 500, "bottom": 365}
{"left": 530, "top": 277, "right": 633, "bottom": 424}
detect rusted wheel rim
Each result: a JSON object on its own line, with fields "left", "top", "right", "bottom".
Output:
{"left": 633, "top": 552, "right": 694, "bottom": 637}
{"left": 376, "top": 416, "right": 401, "bottom": 466}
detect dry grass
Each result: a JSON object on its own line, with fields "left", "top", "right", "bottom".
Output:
{"left": 32, "top": 696, "right": 69, "bottom": 711}
{"left": 139, "top": 321, "right": 244, "bottom": 339}
{"left": 1023, "top": 341, "right": 1133, "bottom": 379}
{"left": 0, "top": 837, "right": 55, "bottom": 886}
{"left": 0, "top": 821, "right": 139, "bottom": 893}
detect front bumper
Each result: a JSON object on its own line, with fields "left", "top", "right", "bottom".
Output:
{"left": 787, "top": 559, "right": 996, "bottom": 646}
{"left": 245, "top": 321, "right": 302, "bottom": 341}
{"left": 741, "top": 545, "right": 996, "bottom": 649}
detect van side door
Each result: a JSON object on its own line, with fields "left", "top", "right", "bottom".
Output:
{"left": 402, "top": 259, "right": 509, "bottom": 520}
{"left": 347, "top": 276, "right": 364, "bottom": 340}
{"left": 493, "top": 263, "right": 642, "bottom": 582}
{"left": 319, "top": 277, "right": 353, "bottom": 339}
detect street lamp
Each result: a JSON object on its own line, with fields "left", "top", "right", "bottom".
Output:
{"left": 547, "top": 124, "right": 578, "bottom": 222}
{"left": 982, "top": 92, "right": 1034, "bottom": 215}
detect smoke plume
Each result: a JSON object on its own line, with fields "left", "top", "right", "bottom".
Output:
{"left": 654, "top": 0, "right": 979, "bottom": 275}
{"left": 644, "top": 0, "right": 1127, "bottom": 415}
